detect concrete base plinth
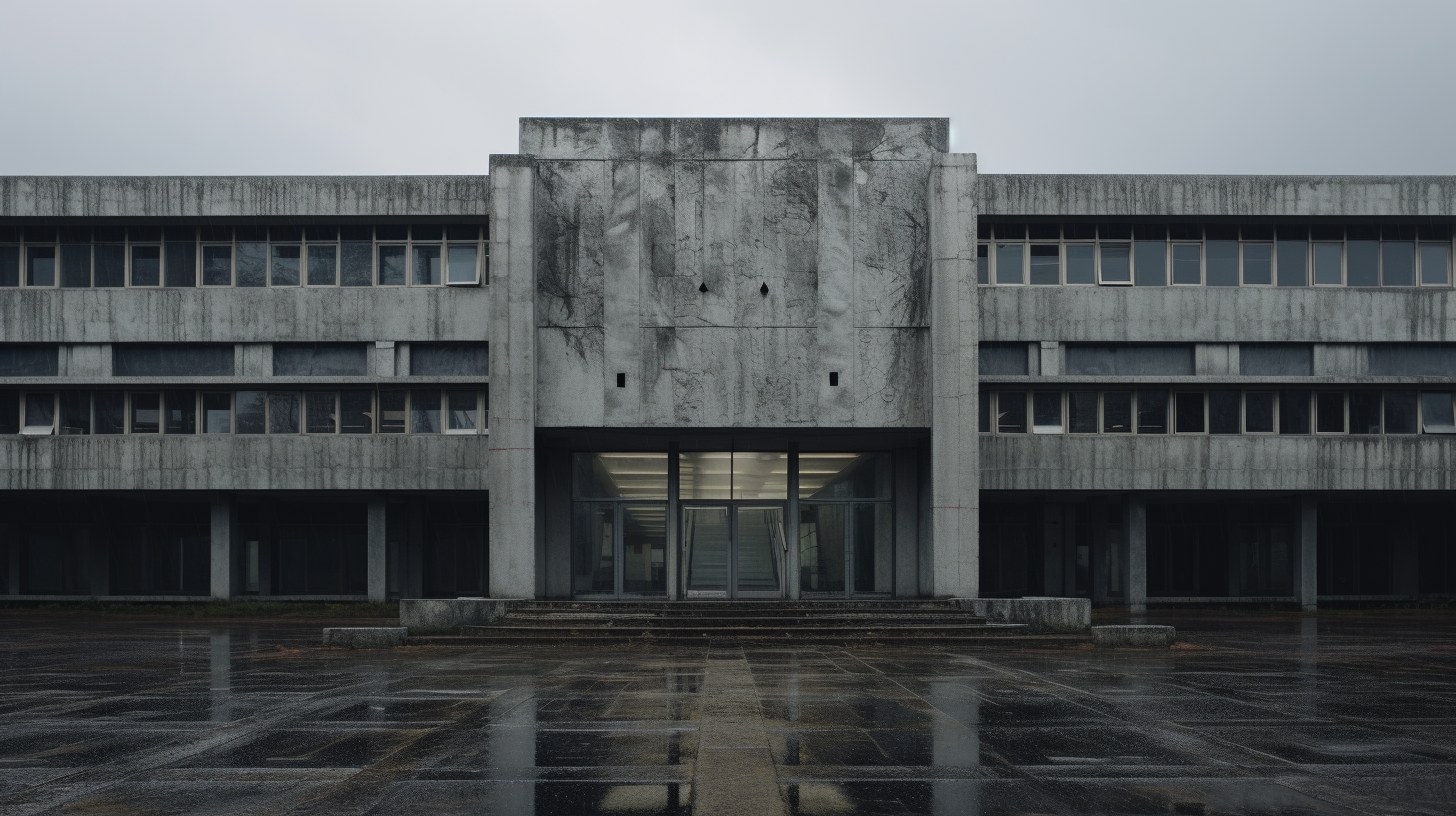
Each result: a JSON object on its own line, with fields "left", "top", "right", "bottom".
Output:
{"left": 951, "top": 597, "right": 1092, "bottom": 632}
{"left": 323, "top": 627, "right": 407, "bottom": 649}
{"left": 399, "top": 598, "right": 519, "bottom": 633}
{"left": 1092, "top": 625, "right": 1176, "bottom": 648}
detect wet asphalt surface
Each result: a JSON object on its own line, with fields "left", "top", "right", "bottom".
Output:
{"left": 1, "top": 611, "right": 1454, "bottom": 815}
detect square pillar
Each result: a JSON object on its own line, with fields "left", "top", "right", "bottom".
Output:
{"left": 1126, "top": 495, "right": 1147, "bottom": 615}
{"left": 1297, "top": 496, "right": 1318, "bottom": 611}
{"left": 210, "top": 496, "right": 232, "bottom": 600}
{"left": 927, "top": 154, "right": 980, "bottom": 598}
{"left": 367, "top": 499, "right": 387, "bottom": 602}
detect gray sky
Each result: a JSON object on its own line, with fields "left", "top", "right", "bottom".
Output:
{"left": 4, "top": 0, "right": 1454, "bottom": 176}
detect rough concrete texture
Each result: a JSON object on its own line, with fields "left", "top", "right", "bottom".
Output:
{"left": 978, "top": 173, "right": 1456, "bottom": 217}
{"left": 981, "top": 434, "right": 1456, "bottom": 492}
{"left": 399, "top": 598, "right": 518, "bottom": 631}
{"left": 0, "top": 435, "right": 489, "bottom": 491}
{"left": 321, "top": 627, "right": 407, "bottom": 648}
{"left": 0, "top": 287, "right": 492, "bottom": 344}
{"left": 1093, "top": 624, "right": 1177, "bottom": 648}
{"left": 0, "top": 176, "right": 489, "bottom": 217}
{"left": 981, "top": 286, "right": 1456, "bottom": 344}
{"left": 953, "top": 597, "right": 1091, "bottom": 632}
{"left": 529, "top": 118, "right": 936, "bottom": 429}
{"left": 520, "top": 117, "right": 948, "bottom": 161}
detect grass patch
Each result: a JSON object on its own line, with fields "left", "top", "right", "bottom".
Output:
{"left": 0, "top": 600, "right": 399, "bottom": 619}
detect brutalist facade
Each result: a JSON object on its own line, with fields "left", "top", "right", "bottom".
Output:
{"left": 4, "top": 117, "right": 1456, "bottom": 611}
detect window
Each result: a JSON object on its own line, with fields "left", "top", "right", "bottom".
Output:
{"left": 1175, "top": 392, "right": 1205, "bottom": 433}
{"left": 114, "top": 344, "right": 234, "bottom": 377}
{"left": 1133, "top": 241, "right": 1166, "bottom": 286}
{"left": 165, "top": 390, "right": 197, "bottom": 434}
{"left": 1368, "top": 345, "right": 1456, "bottom": 377}
{"left": 0, "top": 244, "right": 18, "bottom": 287}
{"left": 1028, "top": 245, "right": 1059, "bottom": 285}
{"left": 447, "top": 390, "right": 479, "bottom": 433}
{"left": 306, "top": 392, "right": 338, "bottom": 433}
{"left": 1102, "top": 392, "right": 1132, "bottom": 433}
{"left": 1209, "top": 390, "right": 1241, "bottom": 434}
{"left": 978, "top": 391, "right": 991, "bottom": 433}
{"left": 268, "top": 392, "right": 301, "bottom": 434}
{"left": 202, "top": 245, "right": 233, "bottom": 286}
{"left": 0, "top": 345, "right": 59, "bottom": 376}
{"left": 0, "top": 389, "right": 18, "bottom": 434}
{"left": 1316, "top": 392, "right": 1345, "bottom": 433}
{"left": 1421, "top": 244, "right": 1450, "bottom": 286}
{"left": 1383, "top": 390, "right": 1418, "bottom": 433}
{"left": 1382, "top": 241, "right": 1415, "bottom": 287}
{"left": 978, "top": 343, "right": 1028, "bottom": 376}
{"left": 1031, "top": 392, "right": 1061, "bottom": 433}
{"left": 410, "top": 343, "right": 489, "bottom": 376}
{"left": 273, "top": 343, "right": 368, "bottom": 376}
{"left": 95, "top": 392, "right": 125, "bottom": 434}
{"left": 379, "top": 390, "right": 407, "bottom": 433}
{"left": 1065, "top": 245, "right": 1095, "bottom": 285}
{"left": 340, "top": 390, "right": 373, "bottom": 433}
{"left": 1276, "top": 229, "right": 1307, "bottom": 287}
{"left": 995, "top": 243, "right": 1024, "bottom": 284}
{"left": 410, "top": 389, "right": 441, "bottom": 433}
{"left": 1313, "top": 243, "right": 1342, "bottom": 285}
{"left": 1349, "top": 391, "right": 1381, "bottom": 434}
{"left": 165, "top": 239, "right": 196, "bottom": 287}
{"left": 1245, "top": 392, "right": 1275, "bottom": 433}
{"left": 23, "top": 393, "right": 55, "bottom": 435}
{"left": 1206, "top": 240, "right": 1239, "bottom": 286}
{"left": 1347, "top": 237, "right": 1380, "bottom": 286}
{"left": 130, "top": 245, "right": 161, "bottom": 286}
{"left": 1065, "top": 344, "right": 1194, "bottom": 376}
{"left": 1242, "top": 244, "right": 1272, "bottom": 285}
{"left": 1136, "top": 390, "right": 1168, "bottom": 434}
{"left": 236, "top": 391, "right": 266, "bottom": 434}
{"left": 976, "top": 244, "right": 989, "bottom": 284}
{"left": 1422, "top": 392, "right": 1456, "bottom": 433}
{"left": 59, "top": 391, "right": 90, "bottom": 435}
{"left": 306, "top": 244, "right": 337, "bottom": 285}
{"left": 1099, "top": 244, "right": 1131, "bottom": 285}
{"left": 1279, "top": 390, "right": 1311, "bottom": 435}
{"left": 1241, "top": 344, "right": 1313, "bottom": 377}
{"left": 131, "top": 393, "right": 160, "bottom": 434}
{"left": 271, "top": 244, "right": 302, "bottom": 286}
{"left": 1171, "top": 244, "right": 1201, "bottom": 285}
{"left": 996, "top": 392, "right": 1026, "bottom": 433}
{"left": 203, "top": 393, "right": 232, "bottom": 433}
{"left": 1068, "top": 391, "right": 1098, "bottom": 433}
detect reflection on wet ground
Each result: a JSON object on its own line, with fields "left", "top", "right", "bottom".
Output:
{"left": 2, "top": 611, "right": 1455, "bottom": 814}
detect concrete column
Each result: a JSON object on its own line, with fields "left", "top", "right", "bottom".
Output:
{"left": 1126, "top": 496, "right": 1147, "bottom": 615}
{"left": 927, "top": 154, "right": 980, "bottom": 598}
{"left": 209, "top": 496, "right": 231, "bottom": 600}
{"left": 1297, "top": 496, "right": 1318, "bottom": 611}
{"left": 486, "top": 157, "right": 538, "bottom": 599}
{"left": 367, "top": 499, "right": 387, "bottom": 602}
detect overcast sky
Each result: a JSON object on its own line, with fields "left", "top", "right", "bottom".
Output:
{"left": 3, "top": 0, "right": 1454, "bottom": 176}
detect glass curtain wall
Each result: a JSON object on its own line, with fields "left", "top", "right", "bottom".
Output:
{"left": 797, "top": 453, "right": 893, "bottom": 596}
{"left": 571, "top": 454, "right": 669, "bottom": 597}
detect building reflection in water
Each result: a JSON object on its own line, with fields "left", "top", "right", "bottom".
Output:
{"left": 209, "top": 631, "right": 231, "bottom": 722}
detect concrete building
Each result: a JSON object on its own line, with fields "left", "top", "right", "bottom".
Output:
{"left": 3, "top": 117, "right": 1455, "bottom": 611}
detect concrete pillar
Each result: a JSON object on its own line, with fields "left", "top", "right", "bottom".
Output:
{"left": 1126, "top": 496, "right": 1147, "bottom": 615}
{"left": 1297, "top": 496, "right": 1318, "bottom": 611}
{"left": 927, "top": 154, "right": 980, "bottom": 598}
{"left": 367, "top": 499, "right": 387, "bottom": 602}
{"left": 210, "top": 496, "right": 231, "bottom": 600}
{"left": 485, "top": 157, "right": 538, "bottom": 599}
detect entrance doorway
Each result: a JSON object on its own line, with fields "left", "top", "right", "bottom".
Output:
{"left": 682, "top": 504, "right": 786, "bottom": 598}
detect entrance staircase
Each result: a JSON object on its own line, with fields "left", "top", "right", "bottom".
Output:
{"left": 410, "top": 599, "right": 1077, "bottom": 646}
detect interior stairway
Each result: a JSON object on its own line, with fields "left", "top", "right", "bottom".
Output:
{"left": 410, "top": 600, "right": 1080, "bottom": 647}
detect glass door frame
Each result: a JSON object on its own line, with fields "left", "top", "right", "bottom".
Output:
{"left": 572, "top": 500, "right": 670, "bottom": 599}
{"left": 680, "top": 501, "right": 788, "bottom": 599}
{"left": 797, "top": 499, "right": 895, "bottom": 599}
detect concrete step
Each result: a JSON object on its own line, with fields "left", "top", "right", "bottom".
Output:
{"left": 413, "top": 628, "right": 1088, "bottom": 648}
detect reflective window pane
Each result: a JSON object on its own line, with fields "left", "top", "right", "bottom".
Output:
{"left": 236, "top": 242, "right": 267, "bottom": 287}
{"left": 203, "top": 393, "right": 231, "bottom": 433}
{"left": 976, "top": 244, "right": 989, "bottom": 284}
{"left": 447, "top": 390, "right": 478, "bottom": 432}
{"left": 853, "top": 503, "right": 893, "bottom": 594}
{"left": 165, "top": 242, "right": 196, "bottom": 287}
{"left": 202, "top": 245, "right": 233, "bottom": 285}
{"left": 410, "top": 389, "right": 441, "bottom": 433}
{"left": 413, "top": 245, "right": 443, "bottom": 285}
{"left": 1383, "top": 242, "right": 1415, "bottom": 286}
{"left": 1209, "top": 390, "right": 1241, "bottom": 434}
{"left": 59, "top": 391, "right": 90, "bottom": 435}
{"left": 1133, "top": 241, "right": 1166, "bottom": 286}
{"left": 305, "top": 392, "right": 337, "bottom": 433}
{"left": 1276, "top": 239, "right": 1307, "bottom": 287}
{"left": 339, "top": 390, "right": 373, "bottom": 434}
{"left": 622, "top": 504, "right": 667, "bottom": 594}
{"left": 270, "top": 245, "right": 301, "bottom": 286}
{"left": 679, "top": 452, "right": 732, "bottom": 500}
{"left": 1206, "top": 240, "right": 1239, "bottom": 286}
{"left": 131, "top": 392, "right": 160, "bottom": 434}
{"left": 1175, "top": 392, "right": 1205, "bottom": 433}
{"left": 1383, "top": 390, "right": 1418, "bottom": 433}
{"left": 800, "top": 503, "right": 846, "bottom": 593}
{"left": 1171, "top": 244, "right": 1201, "bottom": 284}
{"left": 23, "top": 393, "right": 55, "bottom": 434}
{"left": 1279, "top": 390, "right": 1311, "bottom": 434}
{"left": 1099, "top": 244, "right": 1131, "bottom": 284}
{"left": 165, "top": 390, "right": 196, "bottom": 434}
{"left": 978, "top": 391, "right": 991, "bottom": 432}
{"left": 1420, "top": 244, "right": 1449, "bottom": 286}
{"left": 341, "top": 242, "right": 373, "bottom": 286}
{"left": 27, "top": 246, "right": 56, "bottom": 286}
{"left": 447, "top": 245, "right": 478, "bottom": 284}
{"left": 1349, "top": 391, "right": 1381, "bottom": 434}
{"left": 1316, "top": 392, "right": 1345, "bottom": 433}
{"left": 1243, "top": 244, "right": 1272, "bottom": 285}
{"left": 1065, "top": 244, "right": 1095, "bottom": 284}
{"left": 378, "top": 245, "right": 407, "bottom": 285}
{"left": 1103, "top": 391, "right": 1132, "bottom": 433}
{"left": 1422, "top": 392, "right": 1456, "bottom": 433}
{"left": 995, "top": 243, "right": 1023, "bottom": 284}
{"left": 996, "top": 392, "right": 1026, "bottom": 433}
{"left": 798, "top": 453, "right": 890, "bottom": 500}
{"left": 1068, "top": 391, "right": 1098, "bottom": 433}
{"left": 1346, "top": 240, "right": 1379, "bottom": 286}
{"left": 572, "top": 502, "right": 616, "bottom": 594}
{"left": 1245, "top": 392, "right": 1275, "bottom": 433}
{"left": 235, "top": 390, "right": 266, "bottom": 434}
{"left": 306, "top": 244, "right": 337, "bottom": 285}
{"left": 378, "top": 390, "right": 407, "bottom": 433}
{"left": 0, "top": 245, "right": 18, "bottom": 287}
{"left": 576, "top": 453, "right": 669, "bottom": 499}
{"left": 1313, "top": 243, "right": 1342, "bottom": 285}
{"left": 60, "top": 244, "right": 90, "bottom": 288}
{"left": 267, "top": 392, "right": 300, "bottom": 434}
{"left": 733, "top": 452, "right": 788, "bottom": 500}
{"left": 95, "top": 391, "right": 125, "bottom": 434}
{"left": 1032, "top": 392, "right": 1062, "bottom": 432}
{"left": 1029, "top": 245, "right": 1059, "bottom": 285}
{"left": 1136, "top": 390, "right": 1168, "bottom": 434}
{"left": 94, "top": 244, "right": 125, "bottom": 287}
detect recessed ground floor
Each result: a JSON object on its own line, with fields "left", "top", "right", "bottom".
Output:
{"left": 1, "top": 610, "right": 1453, "bottom": 815}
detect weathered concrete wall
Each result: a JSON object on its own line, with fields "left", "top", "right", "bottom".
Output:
{"left": 0, "top": 176, "right": 488, "bottom": 217}
{"left": 0, "top": 436, "right": 490, "bottom": 491}
{"left": 952, "top": 597, "right": 1089, "bottom": 632}
{"left": 399, "top": 598, "right": 518, "bottom": 631}
{"left": 979, "top": 174, "right": 1456, "bottom": 217}
{"left": 982, "top": 435, "right": 1456, "bottom": 491}
{"left": 0, "top": 288, "right": 490, "bottom": 344}
{"left": 528, "top": 118, "right": 942, "bottom": 428}
{"left": 981, "top": 288, "right": 1456, "bottom": 344}
{"left": 486, "top": 157, "right": 538, "bottom": 599}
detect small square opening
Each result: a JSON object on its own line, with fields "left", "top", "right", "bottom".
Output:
{"left": 829, "top": 372, "right": 839, "bottom": 387}
{"left": 616, "top": 373, "right": 626, "bottom": 388}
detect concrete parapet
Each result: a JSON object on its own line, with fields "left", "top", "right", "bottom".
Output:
{"left": 399, "top": 598, "right": 519, "bottom": 632}
{"left": 951, "top": 597, "right": 1091, "bottom": 632}
{"left": 1092, "top": 625, "right": 1176, "bottom": 648}
{"left": 322, "top": 627, "right": 407, "bottom": 649}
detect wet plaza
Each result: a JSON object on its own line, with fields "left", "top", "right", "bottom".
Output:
{"left": 1, "top": 611, "right": 1454, "bottom": 815}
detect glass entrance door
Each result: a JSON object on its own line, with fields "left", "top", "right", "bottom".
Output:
{"left": 682, "top": 504, "right": 786, "bottom": 598}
